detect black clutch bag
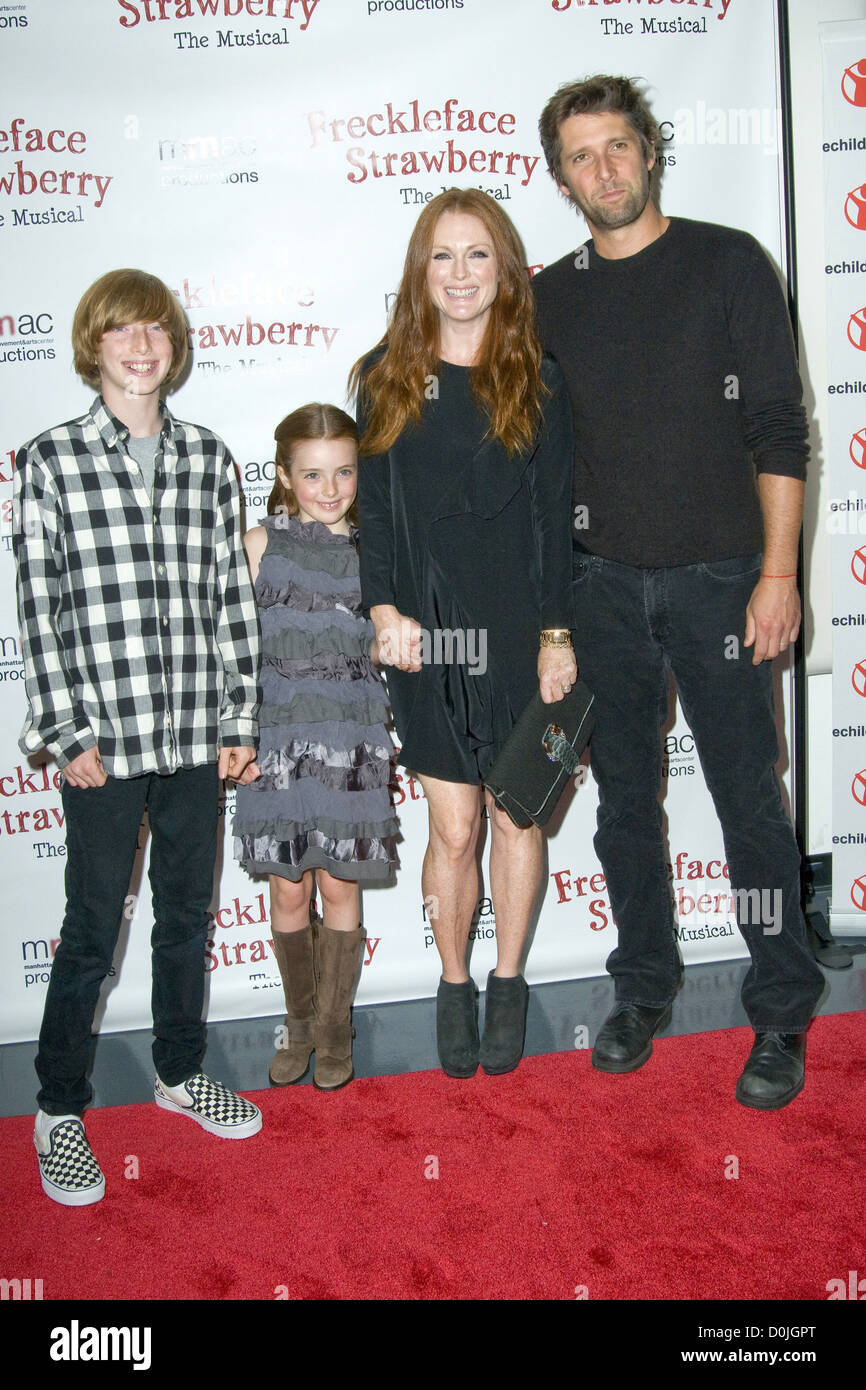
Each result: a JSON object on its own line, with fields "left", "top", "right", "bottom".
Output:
{"left": 485, "top": 680, "right": 595, "bottom": 828}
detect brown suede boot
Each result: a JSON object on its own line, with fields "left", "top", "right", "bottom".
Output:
{"left": 269, "top": 924, "right": 317, "bottom": 1086}
{"left": 313, "top": 923, "right": 365, "bottom": 1091}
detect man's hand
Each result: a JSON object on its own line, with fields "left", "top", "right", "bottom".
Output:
{"left": 747, "top": 474, "right": 804, "bottom": 665}
{"left": 370, "top": 605, "right": 423, "bottom": 672}
{"left": 63, "top": 746, "right": 108, "bottom": 789}
{"left": 744, "top": 576, "right": 801, "bottom": 665}
{"left": 538, "top": 644, "right": 578, "bottom": 704}
{"left": 219, "top": 746, "right": 257, "bottom": 781}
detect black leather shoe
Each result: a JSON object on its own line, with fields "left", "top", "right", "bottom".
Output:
{"left": 436, "top": 978, "right": 479, "bottom": 1078}
{"left": 480, "top": 971, "right": 529, "bottom": 1075}
{"left": 735, "top": 1031, "right": 806, "bottom": 1110}
{"left": 591, "top": 1001, "right": 673, "bottom": 1073}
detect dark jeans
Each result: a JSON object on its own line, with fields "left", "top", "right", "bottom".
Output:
{"left": 571, "top": 548, "right": 824, "bottom": 1031}
{"left": 36, "top": 763, "right": 219, "bottom": 1115}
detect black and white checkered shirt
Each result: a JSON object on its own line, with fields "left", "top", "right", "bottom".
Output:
{"left": 14, "top": 396, "right": 261, "bottom": 778}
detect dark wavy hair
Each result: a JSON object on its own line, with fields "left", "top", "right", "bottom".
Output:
{"left": 538, "top": 75, "right": 659, "bottom": 184}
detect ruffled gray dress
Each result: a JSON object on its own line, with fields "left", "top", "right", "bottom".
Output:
{"left": 233, "top": 514, "right": 399, "bottom": 882}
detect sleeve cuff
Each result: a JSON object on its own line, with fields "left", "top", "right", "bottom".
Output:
{"left": 540, "top": 612, "right": 574, "bottom": 632}
{"left": 48, "top": 727, "right": 98, "bottom": 771}
{"left": 753, "top": 455, "right": 808, "bottom": 481}
{"left": 218, "top": 720, "right": 258, "bottom": 747}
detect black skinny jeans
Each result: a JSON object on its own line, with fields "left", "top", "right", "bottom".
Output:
{"left": 36, "top": 763, "right": 219, "bottom": 1115}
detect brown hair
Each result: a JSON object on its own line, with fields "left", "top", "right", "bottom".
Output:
{"left": 348, "top": 187, "right": 546, "bottom": 458}
{"left": 72, "top": 268, "right": 189, "bottom": 388}
{"left": 538, "top": 75, "right": 659, "bottom": 184}
{"left": 269, "top": 402, "right": 360, "bottom": 526}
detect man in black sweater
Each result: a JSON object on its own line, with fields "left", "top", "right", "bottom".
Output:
{"left": 532, "top": 75, "right": 824, "bottom": 1109}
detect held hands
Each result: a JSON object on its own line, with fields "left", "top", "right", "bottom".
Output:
{"left": 538, "top": 644, "right": 578, "bottom": 704}
{"left": 744, "top": 576, "right": 801, "bottom": 665}
{"left": 219, "top": 746, "right": 258, "bottom": 782}
{"left": 233, "top": 760, "right": 262, "bottom": 786}
{"left": 62, "top": 745, "right": 108, "bottom": 789}
{"left": 370, "top": 605, "right": 423, "bottom": 672}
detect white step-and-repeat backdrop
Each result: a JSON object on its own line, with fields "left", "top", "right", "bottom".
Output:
{"left": 820, "top": 20, "right": 866, "bottom": 933}
{"left": 1, "top": 0, "right": 793, "bottom": 1042}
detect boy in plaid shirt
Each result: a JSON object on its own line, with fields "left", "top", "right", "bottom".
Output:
{"left": 14, "top": 269, "right": 263, "bottom": 1205}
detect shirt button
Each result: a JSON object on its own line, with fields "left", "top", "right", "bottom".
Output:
{"left": 162, "top": 616, "right": 169, "bottom": 627}
{"left": 157, "top": 565, "right": 166, "bottom": 576}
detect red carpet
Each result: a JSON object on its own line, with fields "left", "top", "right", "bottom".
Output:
{"left": 1, "top": 1014, "right": 863, "bottom": 1301}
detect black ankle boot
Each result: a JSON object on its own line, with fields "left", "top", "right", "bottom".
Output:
{"left": 479, "top": 971, "right": 529, "bottom": 1075}
{"left": 436, "top": 978, "right": 479, "bottom": 1078}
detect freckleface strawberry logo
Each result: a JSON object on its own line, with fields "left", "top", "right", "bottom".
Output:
{"left": 842, "top": 60, "right": 866, "bottom": 107}
{"left": 852, "top": 658, "right": 866, "bottom": 696}
{"left": 851, "top": 547, "right": 866, "bottom": 584}
{"left": 850, "top": 874, "right": 866, "bottom": 910}
{"left": 550, "top": 0, "right": 733, "bottom": 21}
{"left": 852, "top": 770, "right": 866, "bottom": 806}
{"left": 306, "top": 96, "right": 540, "bottom": 188}
{"left": 0, "top": 117, "right": 113, "bottom": 218}
{"left": 117, "top": 0, "right": 320, "bottom": 31}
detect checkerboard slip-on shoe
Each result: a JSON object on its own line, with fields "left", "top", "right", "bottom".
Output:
{"left": 34, "top": 1111, "right": 105, "bottom": 1207}
{"left": 154, "top": 1073, "right": 262, "bottom": 1139}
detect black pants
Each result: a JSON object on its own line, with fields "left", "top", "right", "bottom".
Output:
{"left": 571, "top": 549, "right": 824, "bottom": 1031}
{"left": 36, "top": 763, "right": 219, "bottom": 1115}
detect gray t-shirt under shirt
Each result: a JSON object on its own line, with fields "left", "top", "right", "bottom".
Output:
{"left": 125, "top": 433, "right": 160, "bottom": 500}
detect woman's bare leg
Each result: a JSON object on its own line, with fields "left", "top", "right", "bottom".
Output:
{"left": 484, "top": 790, "right": 544, "bottom": 977}
{"left": 417, "top": 775, "right": 483, "bottom": 983}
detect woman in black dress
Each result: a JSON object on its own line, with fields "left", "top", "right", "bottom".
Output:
{"left": 351, "top": 187, "right": 576, "bottom": 1078}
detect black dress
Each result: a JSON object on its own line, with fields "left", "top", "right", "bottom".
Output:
{"left": 357, "top": 355, "right": 574, "bottom": 784}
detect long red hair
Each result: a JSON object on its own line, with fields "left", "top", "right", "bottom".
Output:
{"left": 348, "top": 188, "right": 546, "bottom": 458}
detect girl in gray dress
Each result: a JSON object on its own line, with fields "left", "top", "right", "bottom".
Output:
{"left": 233, "top": 403, "right": 398, "bottom": 1091}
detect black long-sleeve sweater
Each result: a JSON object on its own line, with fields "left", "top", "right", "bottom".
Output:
{"left": 531, "top": 217, "right": 807, "bottom": 568}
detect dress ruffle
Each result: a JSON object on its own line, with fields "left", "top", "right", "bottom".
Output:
{"left": 255, "top": 737, "right": 394, "bottom": 793}
{"left": 233, "top": 514, "right": 399, "bottom": 882}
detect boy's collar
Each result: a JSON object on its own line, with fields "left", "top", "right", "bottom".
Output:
{"left": 91, "top": 395, "right": 172, "bottom": 449}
